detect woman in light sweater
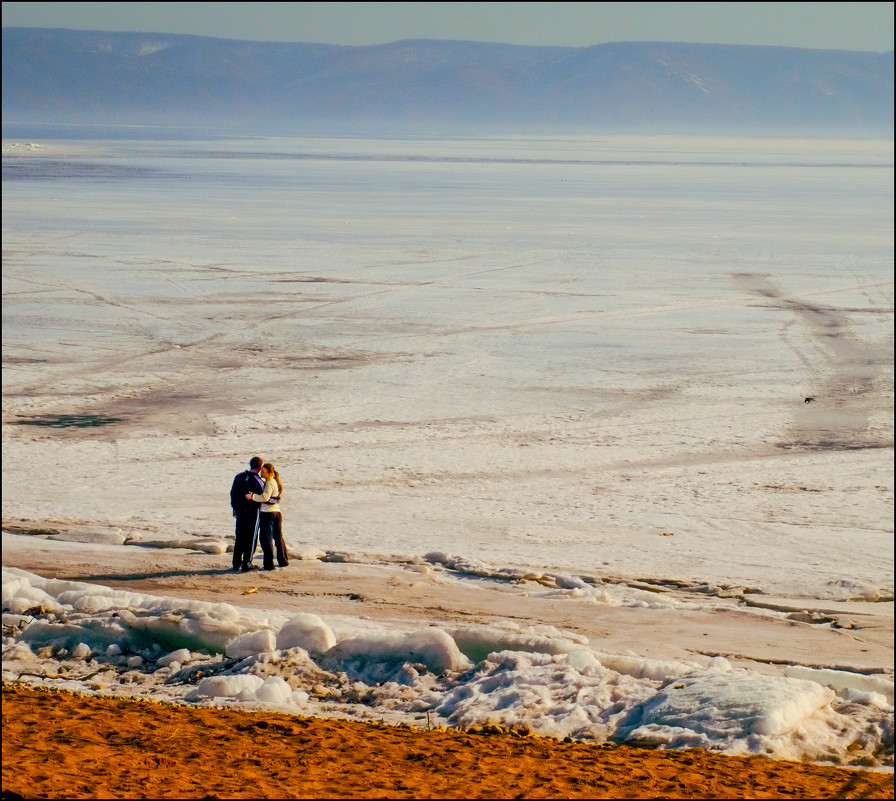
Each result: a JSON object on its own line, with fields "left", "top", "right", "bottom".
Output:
{"left": 245, "top": 462, "right": 289, "bottom": 570}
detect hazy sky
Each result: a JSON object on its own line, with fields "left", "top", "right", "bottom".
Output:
{"left": 2, "top": 2, "right": 893, "bottom": 51}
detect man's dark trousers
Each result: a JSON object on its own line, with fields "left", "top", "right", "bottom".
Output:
{"left": 233, "top": 508, "right": 260, "bottom": 570}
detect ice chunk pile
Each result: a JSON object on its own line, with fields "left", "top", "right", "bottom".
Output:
{"left": 2, "top": 567, "right": 892, "bottom": 766}
{"left": 2, "top": 567, "right": 278, "bottom": 655}
{"left": 618, "top": 673, "right": 835, "bottom": 748}
{"left": 276, "top": 613, "right": 336, "bottom": 655}
{"left": 322, "top": 627, "right": 471, "bottom": 678}
{"left": 185, "top": 674, "right": 297, "bottom": 704}
{"left": 434, "top": 649, "right": 658, "bottom": 741}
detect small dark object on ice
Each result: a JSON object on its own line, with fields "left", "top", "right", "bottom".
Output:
{"left": 804, "top": 397, "right": 816, "bottom": 404}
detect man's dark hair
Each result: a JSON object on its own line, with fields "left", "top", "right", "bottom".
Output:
{"left": 249, "top": 456, "right": 263, "bottom": 470}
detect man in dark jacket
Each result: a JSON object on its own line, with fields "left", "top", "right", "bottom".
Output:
{"left": 230, "top": 456, "right": 266, "bottom": 571}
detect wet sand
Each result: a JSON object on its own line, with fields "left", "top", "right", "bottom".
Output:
{"left": 2, "top": 684, "right": 892, "bottom": 800}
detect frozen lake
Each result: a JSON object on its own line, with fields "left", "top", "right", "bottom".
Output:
{"left": 2, "top": 134, "right": 893, "bottom": 764}
{"left": 3, "top": 134, "right": 892, "bottom": 595}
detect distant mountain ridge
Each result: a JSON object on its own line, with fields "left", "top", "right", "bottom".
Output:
{"left": 2, "top": 27, "right": 893, "bottom": 136}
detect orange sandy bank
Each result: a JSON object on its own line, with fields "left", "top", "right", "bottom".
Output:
{"left": 1, "top": 684, "right": 892, "bottom": 799}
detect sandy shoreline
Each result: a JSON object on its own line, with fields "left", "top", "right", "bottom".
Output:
{"left": 3, "top": 684, "right": 893, "bottom": 800}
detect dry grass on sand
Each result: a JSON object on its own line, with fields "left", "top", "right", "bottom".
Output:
{"left": 1, "top": 684, "right": 892, "bottom": 799}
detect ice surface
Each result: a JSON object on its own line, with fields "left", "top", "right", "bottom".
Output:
{"left": 1, "top": 134, "right": 892, "bottom": 767}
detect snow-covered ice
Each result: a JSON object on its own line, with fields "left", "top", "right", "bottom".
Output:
{"left": 2, "top": 133, "right": 893, "bottom": 767}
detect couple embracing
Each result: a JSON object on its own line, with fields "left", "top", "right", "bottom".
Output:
{"left": 230, "top": 456, "right": 289, "bottom": 572}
